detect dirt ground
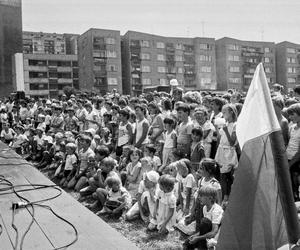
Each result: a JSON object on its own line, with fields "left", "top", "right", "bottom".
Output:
{"left": 68, "top": 190, "right": 186, "bottom": 250}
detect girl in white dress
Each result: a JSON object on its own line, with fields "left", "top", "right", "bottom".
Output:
{"left": 148, "top": 174, "right": 177, "bottom": 233}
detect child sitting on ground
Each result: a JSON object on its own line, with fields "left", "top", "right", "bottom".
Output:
{"left": 68, "top": 135, "right": 95, "bottom": 191}
{"left": 89, "top": 158, "right": 120, "bottom": 212}
{"left": 97, "top": 176, "right": 132, "bottom": 219}
{"left": 59, "top": 143, "right": 78, "bottom": 188}
{"left": 125, "top": 170, "right": 160, "bottom": 222}
{"left": 121, "top": 148, "right": 143, "bottom": 197}
{"left": 79, "top": 145, "right": 110, "bottom": 197}
{"left": 148, "top": 174, "right": 177, "bottom": 234}
{"left": 143, "top": 144, "right": 161, "bottom": 172}
{"left": 183, "top": 186, "right": 223, "bottom": 250}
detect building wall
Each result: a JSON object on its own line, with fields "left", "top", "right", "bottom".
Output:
{"left": 276, "top": 42, "right": 300, "bottom": 90}
{"left": 78, "top": 28, "right": 122, "bottom": 95}
{"left": 216, "top": 37, "right": 276, "bottom": 91}
{"left": 22, "top": 53, "right": 78, "bottom": 98}
{"left": 122, "top": 31, "right": 217, "bottom": 96}
{"left": 0, "top": 0, "right": 22, "bottom": 97}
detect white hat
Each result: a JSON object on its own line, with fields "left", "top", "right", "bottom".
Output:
{"left": 46, "top": 100, "right": 52, "bottom": 105}
{"left": 145, "top": 171, "right": 160, "bottom": 183}
{"left": 43, "top": 136, "right": 53, "bottom": 144}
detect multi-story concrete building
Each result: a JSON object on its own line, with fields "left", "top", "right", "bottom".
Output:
{"left": 19, "top": 31, "right": 79, "bottom": 98}
{"left": 23, "top": 31, "right": 79, "bottom": 55}
{"left": 122, "top": 31, "right": 217, "bottom": 96}
{"left": 276, "top": 41, "right": 300, "bottom": 90}
{"left": 22, "top": 53, "right": 78, "bottom": 98}
{"left": 216, "top": 37, "right": 276, "bottom": 91}
{"left": 78, "top": 28, "right": 122, "bottom": 95}
{"left": 0, "top": 0, "right": 23, "bottom": 97}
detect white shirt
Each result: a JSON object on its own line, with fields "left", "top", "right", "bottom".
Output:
{"left": 287, "top": 124, "right": 300, "bottom": 160}
{"left": 203, "top": 203, "right": 223, "bottom": 225}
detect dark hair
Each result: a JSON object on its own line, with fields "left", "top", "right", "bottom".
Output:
{"left": 191, "top": 127, "right": 203, "bottom": 138}
{"left": 172, "top": 149, "right": 185, "bottom": 160}
{"left": 128, "top": 148, "right": 143, "bottom": 161}
{"left": 294, "top": 85, "right": 300, "bottom": 95}
{"left": 145, "top": 144, "right": 156, "bottom": 155}
{"left": 95, "top": 145, "right": 110, "bottom": 157}
{"left": 159, "top": 174, "right": 175, "bottom": 192}
{"left": 212, "top": 97, "right": 226, "bottom": 112}
{"left": 111, "top": 105, "right": 120, "bottom": 112}
{"left": 148, "top": 102, "right": 161, "bottom": 114}
{"left": 163, "top": 117, "right": 175, "bottom": 125}
{"left": 134, "top": 104, "right": 146, "bottom": 115}
{"left": 105, "top": 101, "right": 113, "bottom": 107}
{"left": 235, "top": 103, "right": 243, "bottom": 116}
{"left": 119, "top": 108, "right": 130, "bottom": 119}
{"left": 103, "top": 112, "right": 112, "bottom": 120}
{"left": 163, "top": 98, "right": 172, "bottom": 111}
{"left": 287, "top": 103, "right": 300, "bottom": 116}
{"left": 176, "top": 103, "right": 190, "bottom": 115}
{"left": 118, "top": 98, "right": 127, "bottom": 107}
{"left": 200, "top": 158, "right": 220, "bottom": 181}
{"left": 222, "top": 103, "right": 238, "bottom": 122}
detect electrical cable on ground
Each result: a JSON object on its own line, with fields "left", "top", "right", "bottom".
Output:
{"left": 0, "top": 175, "right": 78, "bottom": 250}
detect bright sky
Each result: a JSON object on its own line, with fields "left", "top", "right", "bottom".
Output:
{"left": 22, "top": 0, "right": 300, "bottom": 44}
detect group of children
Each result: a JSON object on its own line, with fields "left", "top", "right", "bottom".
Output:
{"left": 1, "top": 84, "right": 299, "bottom": 250}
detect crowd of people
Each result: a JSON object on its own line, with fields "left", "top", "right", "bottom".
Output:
{"left": 0, "top": 83, "right": 299, "bottom": 250}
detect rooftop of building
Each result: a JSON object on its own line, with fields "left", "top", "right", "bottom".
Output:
{"left": 123, "top": 30, "right": 215, "bottom": 41}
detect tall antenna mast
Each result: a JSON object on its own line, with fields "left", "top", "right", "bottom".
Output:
{"left": 202, "top": 21, "right": 205, "bottom": 37}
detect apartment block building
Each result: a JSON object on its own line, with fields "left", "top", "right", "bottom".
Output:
{"left": 121, "top": 31, "right": 217, "bottom": 96}
{"left": 22, "top": 53, "right": 78, "bottom": 98}
{"left": 23, "top": 31, "right": 79, "bottom": 55}
{"left": 20, "top": 31, "right": 79, "bottom": 98}
{"left": 276, "top": 41, "right": 300, "bottom": 90}
{"left": 216, "top": 37, "right": 276, "bottom": 91}
{"left": 78, "top": 28, "right": 122, "bottom": 95}
{"left": 0, "top": 0, "right": 23, "bottom": 97}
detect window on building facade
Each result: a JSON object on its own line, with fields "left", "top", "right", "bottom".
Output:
{"left": 201, "top": 66, "right": 212, "bottom": 73}
{"left": 199, "top": 43, "right": 212, "bottom": 50}
{"left": 287, "top": 57, "right": 296, "bottom": 63}
{"left": 158, "top": 66, "right": 166, "bottom": 73}
{"left": 156, "top": 42, "right": 165, "bottom": 49}
{"left": 29, "top": 72, "right": 48, "bottom": 78}
{"left": 107, "top": 78, "right": 118, "bottom": 85}
{"left": 107, "top": 64, "right": 118, "bottom": 72}
{"left": 141, "top": 65, "right": 151, "bottom": 72}
{"left": 264, "top": 47, "right": 270, "bottom": 53}
{"left": 142, "top": 78, "right": 152, "bottom": 85}
{"left": 141, "top": 53, "right": 151, "bottom": 60}
{"left": 106, "top": 50, "right": 117, "bottom": 58}
{"left": 265, "top": 67, "right": 272, "bottom": 73}
{"left": 175, "top": 55, "right": 183, "bottom": 61}
{"left": 29, "top": 83, "right": 48, "bottom": 90}
{"left": 159, "top": 79, "right": 167, "bottom": 85}
{"left": 106, "top": 37, "right": 116, "bottom": 45}
{"left": 288, "top": 67, "right": 297, "bottom": 73}
{"left": 175, "top": 43, "right": 183, "bottom": 50}
{"left": 157, "top": 54, "right": 165, "bottom": 61}
{"left": 200, "top": 78, "right": 211, "bottom": 84}
{"left": 228, "top": 55, "right": 239, "bottom": 61}
{"left": 287, "top": 48, "right": 296, "bottom": 53}
{"left": 141, "top": 40, "right": 150, "bottom": 47}
{"left": 28, "top": 60, "right": 47, "bottom": 66}
{"left": 288, "top": 78, "right": 296, "bottom": 83}
{"left": 229, "top": 66, "right": 240, "bottom": 72}
{"left": 228, "top": 44, "right": 239, "bottom": 50}
{"left": 229, "top": 78, "right": 241, "bottom": 84}
{"left": 178, "top": 67, "right": 183, "bottom": 74}
{"left": 264, "top": 57, "right": 270, "bottom": 63}
{"left": 199, "top": 55, "right": 212, "bottom": 61}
